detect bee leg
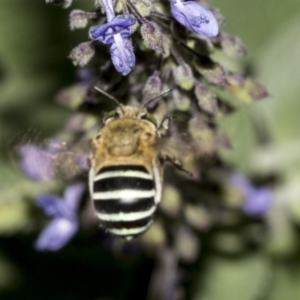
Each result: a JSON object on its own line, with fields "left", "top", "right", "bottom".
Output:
{"left": 157, "top": 115, "right": 175, "bottom": 136}
{"left": 159, "top": 151, "right": 193, "bottom": 177}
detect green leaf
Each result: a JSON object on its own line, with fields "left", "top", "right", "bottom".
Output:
{"left": 192, "top": 254, "right": 271, "bottom": 300}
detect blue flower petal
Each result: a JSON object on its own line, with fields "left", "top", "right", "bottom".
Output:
{"left": 89, "top": 14, "right": 136, "bottom": 44}
{"left": 63, "top": 182, "right": 85, "bottom": 213}
{"left": 170, "top": 0, "right": 219, "bottom": 37}
{"left": 229, "top": 173, "right": 273, "bottom": 217}
{"left": 110, "top": 35, "right": 135, "bottom": 75}
{"left": 35, "top": 194, "right": 63, "bottom": 217}
{"left": 35, "top": 218, "right": 78, "bottom": 251}
{"left": 243, "top": 187, "right": 272, "bottom": 217}
{"left": 18, "top": 144, "right": 56, "bottom": 181}
{"left": 229, "top": 173, "right": 254, "bottom": 196}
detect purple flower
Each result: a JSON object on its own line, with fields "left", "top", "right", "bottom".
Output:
{"left": 242, "top": 187, "right": 272, "bottom": 216}
{"left": 89, "top": 0, "right": 136, "bottom": 75}
{"left": 89, "top": 14, "right": 136, "bottom": 44}
{"left": 110, "top": 36, "right": 135, "bottom": 76}
{"left": 170, "top": 0, "right": 219, "bottom": 38}
{"left": 35, "top": 182, "right": 85, "bottom": 251}
{"left": 18, "top": 144, "right": 56, "bottom": 181}
{"left": 230, "top": 173, "right": 272, "bottom": 217}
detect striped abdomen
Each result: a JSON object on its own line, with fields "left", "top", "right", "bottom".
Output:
{"left": 92, "top": 165, "right": 156, "bottom": 239}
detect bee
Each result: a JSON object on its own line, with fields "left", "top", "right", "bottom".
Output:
{"left": 89, "top": 87, "right": 191, "bottom": 240}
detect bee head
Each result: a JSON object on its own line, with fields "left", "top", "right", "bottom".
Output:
{"left": 94, "top": 86, "right": 171, "bottom": 129}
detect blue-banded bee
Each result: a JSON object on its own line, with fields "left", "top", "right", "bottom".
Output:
{"left": 89, "top": 87, "right": 191, "bottom": 240}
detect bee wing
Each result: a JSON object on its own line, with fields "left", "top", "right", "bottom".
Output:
{"left": 13, "top": 134, "right": 91, "bottom": 181}
{"left": 47, "top": 138, "right": 91, "bottom": 180}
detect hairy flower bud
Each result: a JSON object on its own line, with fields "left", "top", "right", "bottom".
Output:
{"left": 189, "top": 116, "right": 216, "bottom": 155}
{"left": 173, "top": 63, "right": 194, "bottom": 90}
{"left": 141, "top": 22, "right": 164, "bottom": 53}
{"left": 194, "top": 80, "right": 218, "bottom": 115}
{"left": 221, "top": 33, "right": 247, "bottom": 58}
{"left": 69, "top": 42, "right": 95, "bottom": 67}
{"left": 69, "top": 10, "right": 93, "bottom": 30}
{"left": 226, "top": 74, "right": 269, "bottom": 102}
{"left": 142, "top": 71, "right": 162, "bottom": 106}
{"left": 173, "top": 89, "right": 190, "bottom": 111}
{"left": 55, "top": 83, "right": 89, "bottom": 109}
{"left": 195, "top": 60, "right": 227, "bottom": 86}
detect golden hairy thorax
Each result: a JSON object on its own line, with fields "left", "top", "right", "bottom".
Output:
{"left": 92, "top": 113, "right": 159, "bottom": 171}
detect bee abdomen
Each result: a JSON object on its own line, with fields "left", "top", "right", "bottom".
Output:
{"left": 92, "top": 165, "right": 156, "bottom": 239}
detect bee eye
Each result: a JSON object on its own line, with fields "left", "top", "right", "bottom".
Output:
{"left": 114, "top": 111, "right": 121, "bottom": 118}
{"left": 142, "top": 132, "right": 153, "bottom": 140}
{"left": 96, "top": 134, "right": 101, "bottom": 141}
{"left": 104, "top": 110, "right": 117, "bottom": 123}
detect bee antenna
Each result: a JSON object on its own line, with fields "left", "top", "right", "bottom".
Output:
{"left": 142, "top": 89, "right": 172, "bottom": 109}
{"left": 94, "top": 86, "right": 121, "bottom": 107}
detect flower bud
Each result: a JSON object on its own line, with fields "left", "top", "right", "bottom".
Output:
{"left": 226, "top": 74, "right": 268, "bottom": 102}
{"left": 194, "top": 80, "right": 218, "bottom": 115}
{"left": 221, "top": 33, "right": 247, "bottom": 58}
{"left": 173, "top": 63, "right": 194, "bottom": 90}
{"left": 160, "top": 185, "right": 181, "bottom": 218}
{"left": 175, "top": 226, "right": 200, "bottom": 262}
{"left": 140, "top": 22, "right": 164, "bottom": 53}
{"left": 69, "top": 10, "right": 90, "bottom": 30}
{"left": 69, "top": 42, "right": 95, "bottom": 67}
{"left": 188, "top": 117, "right": 216, "bottom": 155}
{"left": 195, "top": 60, "right": 227, "bottom": 86}
{"left": 184, "top": 204, "right": 211, "bottom": 230}
{"left": 172, "top": 89, "right": 190, "bottom": 111}
{"left": 55, "top": 83, "right": 89, "bottom": 109}
{"left": 142, "top": 71, "right": 162, "bottom": 106}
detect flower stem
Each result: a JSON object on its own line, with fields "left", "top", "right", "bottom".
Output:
{"left": 119, "top": 0, "right": 129, "bottom": 13}
{"left": 100, "top": 0, "right": 115, "bottom": 21}
{"left": 126, "top": 0, "right": 152, "bottom": 26}
{"left": 170, "top": 45, "right": 185, "bottom": 65}
{"left": 151, "top": 11, "right": 171, "bottom": 21}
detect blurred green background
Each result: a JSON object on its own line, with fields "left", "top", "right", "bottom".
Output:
{"left": 0, "top": 0, "right": 300, "bottom": 299}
